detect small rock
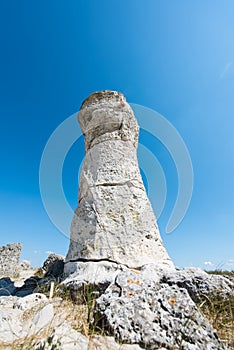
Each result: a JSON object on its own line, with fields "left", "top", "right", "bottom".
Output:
{"left": 31, "top": 303, "right": 54, "bottom": 332}
{"left": 34, "top": 322, "right": 88, "bottom": 350}
{"left": 162, "top": 267, "right": 233, "bottom": 300}
{"left": 0, "top": 294, "right": 52, "bottom": 343}
{"left": 0, "top": 296, "right": 25, "bottom": 343}
{"left": 0, "top": 295, "right": 18, "bottom": 308}
{"left": 0, "top": 309, "right": 23, "bottom": 342}
{"left": 19, "top": 260, "right": 31, "bottom": 270}
{"left": 43, "top": 253, "right": 65, "bottom": 278}
{"left": 13, "top": 293, "right": 48, "bottom": 311}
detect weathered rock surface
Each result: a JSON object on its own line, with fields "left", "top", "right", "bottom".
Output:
{"left": 31, "top": 303, "right": 54, "bottom": 332}
{"left": 43, "top": 253, "right": 65, "bottom": 278}
{"left": 19, "top": 259, "right": 31, "bottom": 270}
{"left": 0, "top": 297, "right": 21, "bottom": 343}
{"left": 13, "top": 293, "right": 48, "bottom": 311}
{"left": 65, "top": 90, "right": 174, "bottom": 272}
{"left": 0, "top": 242, "right": 22, "bottom": 277}
{"left": 62, "top": 263, "right": 233, "bottom": 349}
{"left": 95, "top": 267, "right": 227, "bottom": 350}
{"left": 162, "top": 267, "right": 234, "bottom": 301}
{"left": 0, "top": 265, "right": 232, "bottom": 349}
{"left": 0, "top": 293, "right": 50, "bottom": 343}
{"left": 35, "top": 322, "right": 88, "bottom": 350}
{"left": 63, "top": 260, "right": 126, "bottom": 289}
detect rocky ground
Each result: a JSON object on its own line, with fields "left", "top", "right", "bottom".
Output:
{"left": 0, "top": 260, "right": 146, "bottom": 349}
{"left": 0, "top": 255, "right": 233, "bottom": 350}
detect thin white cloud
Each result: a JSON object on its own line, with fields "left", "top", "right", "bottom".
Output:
{"left": 220, "top": 61, "right": 234, "bottom": 79}
{"left": 203, "top": 261, "right": 213, "bottom": 266}
{"left": 224, "top": 259, "right": 234, "bottom": 266}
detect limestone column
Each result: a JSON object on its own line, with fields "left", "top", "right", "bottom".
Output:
{"left": 66, "top": 90, "right": 174, "bottom": 269}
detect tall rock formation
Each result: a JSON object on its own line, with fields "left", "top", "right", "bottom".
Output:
{"left": 54, "top": 92, "right": 231, "bottom": 349}
{"left": 65, "top": 91, "right": 173, "bottom": 272}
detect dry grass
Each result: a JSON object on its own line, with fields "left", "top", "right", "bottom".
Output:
{"left": 0, "top": 269, "right": 233, "bottom": 349}
{"left": 197, "top": 292, "right": 234, "bottom": 348}
{"left": 196, "top": 270, "right": 234, "bottom": 348}
{"left": 33, "top": 281, "right": 103, "bottom": 336}
{"left": 0, "top": 297, "right": 89, "bottom": 350}
{"left": 0, "top": 281, "right": 106, "bottom": 350}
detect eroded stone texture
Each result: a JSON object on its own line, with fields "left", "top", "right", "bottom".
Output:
{"left": 95, "top": 268, "right": 226, "bottom": 350}
{"left": 0, "top": 243, "right": 22, "bottom": 277}
{"left": 43, "top": 253, "right": 65, "bottom": 278}
{"left": 0, "top": 293, "right": 50, "bottom": 343}
{"left": 65, "top": 91, "right": 173, "bottom": 271}
{"left": 162, "top": 267, "right": 234, "bottom": 301}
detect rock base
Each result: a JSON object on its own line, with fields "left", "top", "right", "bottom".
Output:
{"left": 62, "top": 263, "right": 233, "bottom": 349}
{"left": 0, "top": 263, "right": 232, "bottom": 349}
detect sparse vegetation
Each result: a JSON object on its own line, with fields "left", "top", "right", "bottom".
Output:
{"left": 82, "top": 283, "right": 104, "bottom": 336}
{"left": 187, "top": 270, "right": 234, "bottom": 348}
{"left": 0, "top": 269, "right": 233, "bottom": 349}
{"left": 205, "top": 269, "right": 234, "bottom": 278}
{"left": 196, "top": 291, "right": 234, "bottom": 348}
{"left": 12, "top": 272, "right": 20, "bottom": 279}
{"left": 34, "top": 267, "right": 45, "bottom": 278}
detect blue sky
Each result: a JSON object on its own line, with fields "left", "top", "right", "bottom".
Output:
{"left": 0, "top": 1, "right": 233, "bottom": 269}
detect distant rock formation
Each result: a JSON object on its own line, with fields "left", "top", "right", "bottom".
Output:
{"left": 0, "top": 242, "right": 22, "bottom": 277}
{"left": 65, "top": 90, "right": 174, "bottom": 275}
{"left": 43, "top": 253, "right": 64, "bottom": 278}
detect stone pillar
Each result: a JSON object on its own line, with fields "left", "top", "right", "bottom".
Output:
{"left": 65, "top": 91, "right": 174, "bottom": 272}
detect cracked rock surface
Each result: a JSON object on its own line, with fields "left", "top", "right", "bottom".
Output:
{"left": 0, "top": 243, "right": 22, "bottom": 277}
{"left": 95, "top": 267, "right": 227, "bottom": 350}
{"left": 65, "top": 90, "right": 173, "bottom": 273}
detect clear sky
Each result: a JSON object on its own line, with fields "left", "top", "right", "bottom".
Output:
{"left": 0, "top": 1, "right": 233, "bottom": 270}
